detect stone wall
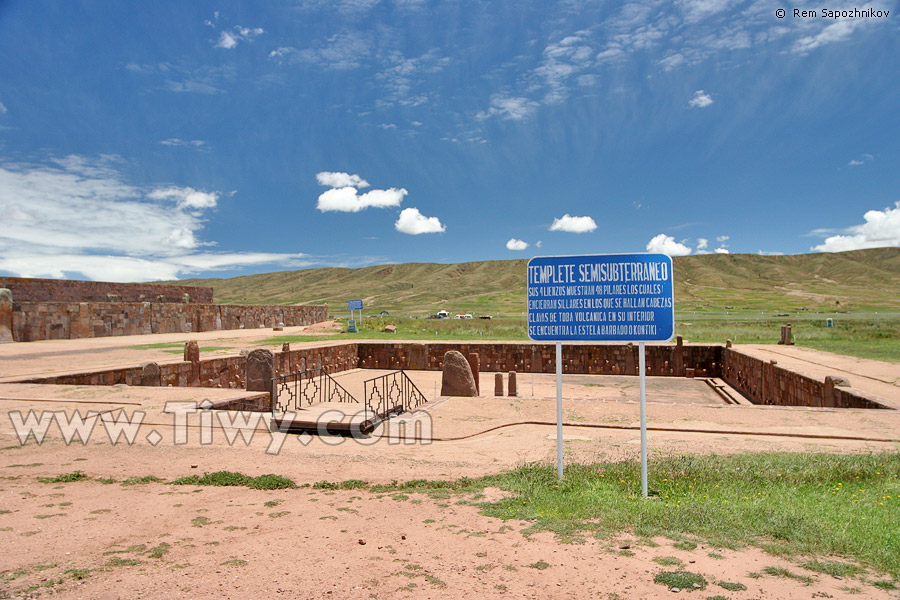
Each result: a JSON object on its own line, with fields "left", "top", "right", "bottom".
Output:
{"left": 16, "top": 343, "right": 359, "bottom": 389}
{"left": 721, "top": 348, "right": 889, "bottom": 410}
{"left": 357, "top": 341, "right": 723, "bottom": 377}
{"left": 8, "top": 339, "right": 890, "bottom": 411}
{"left": 11, "top": 302, "right": 328, "bottom": 341}
{"left": 0, "top": 277, "right": 212, "bottom": 303}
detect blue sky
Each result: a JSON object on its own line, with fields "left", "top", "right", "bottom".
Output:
{"left": 0, "top": 0, "right": 897, "bottom": 282}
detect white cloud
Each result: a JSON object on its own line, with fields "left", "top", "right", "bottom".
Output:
{"left": 316, "top": 171, "right": 370, "bottom": 189}
{"left": 160, "top": 138, "right": 206, "bottom": 149}
{"left": 549, "top": 214, "right": 597, "bottom": 234}
{"left": 394, "top": 207, "right": 445, "bottom": 235}
{"left": 268, "top": 32, "right": 372, "bottom": 70}
{"left": 316, "top": 187, "right": 406, "bottom": 212}
{"left": 811, "top": 202, "right": 900, "bottom": 252}
{"left": 535, "top": 241, "right": 543, "bottom": 248}
{"left": 476, "top": 95, "right": 539, "bottom": 121}
{"left": 848, "top": 153, "right": 874, "bottom": 166}
{"left": 689, "top": 90, "right": 714, "bottom": 108}
{"left": 697, "top": 237, "right": 709, "bottom": 250}
{"left": 714, "top": 247, "right": 730, "bottom": 254}
{"left": 147, "top": 187, "right": 219, "bottom": 210}
{"left": 757, "top": 250, "right": 785, "bottom": 256}
{"left": 0, "top": 99, "right": 6, "bottom": 114}
{"left": 646, "top": 234, "right": 692, "bottom": 256}
{"left": 0, "top": 155, "right": 306, "bottom": 281}
{"left": 506, "top": 238, "right": 529, "bottom": 251}
{"left": 716, "top": 235, "right": 730, "bottom": 243}
{"left": 215, "top": 26, "right": 264, "bottom": 49}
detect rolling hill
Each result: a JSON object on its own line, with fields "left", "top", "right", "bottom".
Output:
{"left": 173, "top": 248, "right": 900, "bottom": 315}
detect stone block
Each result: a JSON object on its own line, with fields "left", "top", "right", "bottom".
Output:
{"left": 246, "top": 349, "right": 275, "bottom": 393}
{"left": 508, "top": 371, "right": 517, "bottom": 397}
{"left": 440, "top": 351, "right": 477, "bottom": 397}
{"left": 0, "top": 289, "right": 13, "bottom": 343}
{"left": 140, "top": 362, "right": 160, "bottom": 386}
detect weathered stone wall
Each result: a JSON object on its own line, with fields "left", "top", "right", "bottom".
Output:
{"left": 722, "top": 348, "right": 889, "bottom": 409}
{"left": 357, "top": 342, "right": 723, "bottom": 376}
{"left": 0, "top": 277, "right": 213, "bottom": 303}
{"left": 11, "top": 302, "right": 328, "bottom": 341}
{"left": 15, "top": 343, "right": 359, "bottom": 389}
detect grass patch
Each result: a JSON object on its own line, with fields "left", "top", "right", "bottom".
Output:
{"left": 221, "top": 559, "right": 248, "bottom": 567}
{"left": 121, "top": 475, "right": 164, "bottom": 486}
{"left": 526, "top": 560, "right": 550, "bottom": 570}
{"left": 36, "top": 471, "right": 88, "bottom": 483}
{"left": 653, "top": 556, "right": 684, "bottom": 567}
{"left": 800, "top": 559, "right": 863, "bottom": 578}
{"left": 416, "top": 452, "right": 900, "bottom": 578}
{"left": 65, "top": 568, "right": 92, "bottom": 580}
{"left": 654, "top": 570, "right": 707, "bottom": 591}
{"left": 171, "top": 471, "right": 296, "bottom": 490}
{"left": 762, "top": 566, "right": 815, "bottom": 584}
{"left": 107, "top": 557, "right": 141, "bottom": 567}
{"left": 717, "top": 581, "right": 747, "bottom": 591}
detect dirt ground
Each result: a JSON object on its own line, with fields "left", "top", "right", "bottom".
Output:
{"left": 1, "top": 326, "right": 899, "bottom": 599}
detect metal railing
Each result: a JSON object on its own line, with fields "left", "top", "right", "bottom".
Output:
{"left": 270, "top": 367, "right": 358, "bottom": 413}
{"left": 363, "top": 370, "right": 428, "bottom": 418}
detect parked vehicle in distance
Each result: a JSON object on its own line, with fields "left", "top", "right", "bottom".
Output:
{"left": 455, "top": 313, "right": 473, "bottom": 319}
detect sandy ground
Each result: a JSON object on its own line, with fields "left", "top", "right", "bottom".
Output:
{"left": 1, "top": 328, "right": 899, "bottom": 599}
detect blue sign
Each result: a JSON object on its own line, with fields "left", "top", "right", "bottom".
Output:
{"left": 527, "top": 253, "right": 674, "bottom": 342}
{"left": 347, "top": 300, "right": 363, "bottom": 311}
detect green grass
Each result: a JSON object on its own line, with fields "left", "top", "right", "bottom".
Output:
{"left": 36, "top": 471, "right": 89, "bottom": 483}
{"left": 366, "top": 452, "right": 900, "bottom": 578}
{"left": 717, "top": 581, "right": 747, "bottom": 591}
{"left": 171, "top": 470, "right": 296, "bottom": 490}
{"left": 121, "top": 475, "right": 164, "bottom": 485}
{"left": 654, "top": 570, "right": 707, "bottom": 591}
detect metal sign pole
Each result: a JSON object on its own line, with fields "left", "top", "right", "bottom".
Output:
{"left": 639, "top": 341, "right": 648, "bottom": 498}
{"left": 556, "top": 341, "right": 564, "bottom": 480}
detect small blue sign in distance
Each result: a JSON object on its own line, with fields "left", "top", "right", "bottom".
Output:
{"left": 527, "top": 253, "right": 674, "bottom": 342}
{"left": 347, "top": 300, "right": 363, "bottom": 311}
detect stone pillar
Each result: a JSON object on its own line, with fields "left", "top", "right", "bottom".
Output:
{"left": 823, "top": 375, "right": 851, "bottom": 408}
{"left": 184, "top": 341, "right": 200, "bottom": 386}
{"left": 779, "top": 324, "right": 794, "bottom": 345}
{"left": 625, "top": 344, "right": 636, "bottom": 375}
{"left": 246, "top": 349, "right": 275, "bottom": 393}
{"left": 725, "top": 339, "right": 732, "bottom": 348}
{"left": 508, "top": 371, "right": 517, "bottom": 397}
{"left": 140, "top": 362, "right": 160, "bottom": 386}
{"left": 440, "top": 351, "right": 477, "bottom": 397}
{"left": 494, "top": 373, "right": 504, "bottom": 396}
{"left": 673, "top": 335, "right": 684, "bottom": 376}
{"left": 0, "top": 289, "right": 13, "bottom": 343}
{"left": 466, "top": 353, "right": 481, "bottom": 396}
{"left": 282, "top": 342, "right": 291, "bottom": 352}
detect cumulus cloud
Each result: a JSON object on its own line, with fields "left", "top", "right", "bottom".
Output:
{"left": 394, "top": 207, "right": 445, "bottom": 235}
{"left": 689, "top": 90, "right": 714, "bottom": 108}
{"left": 316, "top": 187, "right": 407, "bottom": 212}
{"left": 646, "top": 234, "right": 692, "bottom": 256}
{"left": 506, "top": 238, "right": 529, "bottom": 251}
{"left": 215, "top": 26, "right": 264, "bottom": 49}
{"left": 316, "top": 171, "right": 370, "bottom": 188}
{"left": 0, "top": 155, "right": 307, "bottom": 281}
{"left": 716, "top": 235, "right": 730, "bottom": 243}
{"left": 848, "top": 153, "right": 874, "bottom": 167}
{"left": 714, "top": 247, "right": 730, "bottom": 254}
{"left": 811, "top": 202, "right": 900, "bottom": 252}
{"left": 549, "top": 214, "right": 597, "bottom": 234}
{"left": 697, "top": 237, "right": 709, "bottom": 250}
